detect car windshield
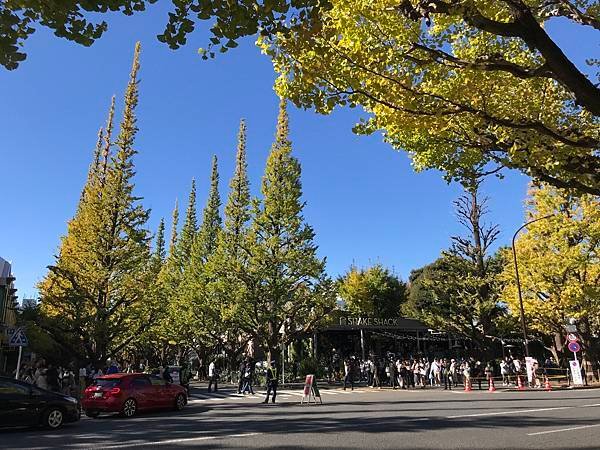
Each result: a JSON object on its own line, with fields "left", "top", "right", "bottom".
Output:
{"left": 92, "top": 379, "right": 121, "bottom": 388}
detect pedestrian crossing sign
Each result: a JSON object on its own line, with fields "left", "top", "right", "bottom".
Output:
{"left": 8, "top": 327, "right": 28, "bottom": 347}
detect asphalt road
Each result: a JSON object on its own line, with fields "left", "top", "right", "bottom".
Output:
{"left": 2, "top": 386, "right": 600, "bottom": 449}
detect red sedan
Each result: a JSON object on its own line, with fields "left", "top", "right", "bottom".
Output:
{"left": 82, "top": 373, "right": 187, "bottom": 418}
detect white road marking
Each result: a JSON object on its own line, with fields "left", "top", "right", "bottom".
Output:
{"left": 97, "top": 432, "right": 262, "bottom": 449}
{"left": 447, "top": 406, "right": 571, "bottom": 418}
{"left": 527, "top": 423, "right": 600, "bottom": 436}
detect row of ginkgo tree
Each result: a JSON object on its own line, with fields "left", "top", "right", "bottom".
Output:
{"left": 37, "top": 43, "right": 336, "bottom": 368}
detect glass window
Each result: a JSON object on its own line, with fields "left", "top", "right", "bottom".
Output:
{"left": 91, "top": 379, "right": 121, "bottom": 388}
{"left": 149, "top": 376, "right": 165, "bottom": 386}
{"left": 132, "top": 377, "right": 151, "bottom": 387}
{"left": 0, "top": 380, "right": 30, "bottom": 395}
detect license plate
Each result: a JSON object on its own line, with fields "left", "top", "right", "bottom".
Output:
{"left": 93, "top": 392, "right": 103, "bottom": 398}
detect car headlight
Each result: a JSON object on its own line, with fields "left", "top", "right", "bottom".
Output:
{"left": 65, "top": 396, "right": 78, "bottom": 404}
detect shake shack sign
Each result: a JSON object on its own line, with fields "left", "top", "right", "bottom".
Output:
{"left": 332, "top": 316, "right": 428, "bottom": 330}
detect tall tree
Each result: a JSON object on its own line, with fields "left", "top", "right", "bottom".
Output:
{"left": 193, "top": 155, "right": 222, "bottom": 265}
{"left": 177, "top": 156, "right": 223, "bottom": 349}
{"left": 502, "top": 184, "right": 600, "bottom": 362}
{"left": 262, "top": 0, "right": 600, "bottom": 195}
{"left": 405, "top": 185, "right": 506, "bottom": 353}
{"left": 168, "top": 199, "right": 179, "bottom": 258}
{"left": 199, "top": 121, "right": 253, "bottom": 360}
{"left": 175, "top": 180, "right": 198, "bottom": 270}
{"left": 38, "top": 42, "right": 153, "bottom": 365}
{"left": 153, "top": 218, "right": 166, "bottom": 269}
{"left": 338, "top": 264, "right": 407, "bottom": 317}
{"left": 236, "top": 101, "right": 336, "bottom": 363}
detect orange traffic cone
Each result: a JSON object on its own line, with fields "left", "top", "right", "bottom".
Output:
{"left": 517, "top": 375, "right": 525, "bottom": 391}
{"left": 464, "top": 379, "right": 472, "bottom": 392}
{"left": 544, "top": 378, "right": 552, "bottom": 391}
{"left": 488, "top": 378, "right": 496, "bottom": 393}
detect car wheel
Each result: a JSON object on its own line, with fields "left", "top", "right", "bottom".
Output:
{"left": 43, "top": 407, "right": 64, "bottom": 429}
{"left": 174, "top": 393, "right": 186, "bottom": 411}
{"left": 85, "top": 410, "right": 100, "bottom": 418}
{"left": 121, "top": 398, "right": 137, "bottom": 418}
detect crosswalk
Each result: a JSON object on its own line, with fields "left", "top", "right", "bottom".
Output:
{"left": 188, "top": 388, "right": 375, "bottom": 404}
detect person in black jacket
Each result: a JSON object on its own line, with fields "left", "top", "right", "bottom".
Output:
{"left": 238, "top": 359, "right": 246, "bottom": 394}
{"left": 263, "top": 361, "right": 278, "bottom": 404}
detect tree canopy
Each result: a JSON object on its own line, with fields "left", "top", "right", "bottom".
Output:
{"left": 338, "top": 264, "right": 407, "bottom": 317}
{"left": 261, "top": 0, "right": 600, "bottom": 195}
{"left": 37, "top": 43, "right": 155, "bottom": 365}
{"left": 501, "top": 183, "right": 600, "bottom": 359}
{"left": 405, "top": 186, "right": 508, "bottom": 353}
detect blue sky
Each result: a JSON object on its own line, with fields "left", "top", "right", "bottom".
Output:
{"left": 0, "top": 6, "right": 596, "bottom": 299}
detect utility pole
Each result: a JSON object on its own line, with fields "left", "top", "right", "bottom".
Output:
{"left": 512, "top": 214, "right": 554, "bottom": 357}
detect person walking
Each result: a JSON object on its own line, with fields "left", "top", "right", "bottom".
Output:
{"left": 46, "top": 364, "right": 60, "bottom": 392}
{"left": 263, "top": 361, "right": 278, "bottom": 404}
{"left": 180, "top": 362, "right": 191, "bottom": 394}
{"left": 389, "top": 358, "right": 397, "bottom": 389}
{"left": 485, "top": 361, "right": 494, "bottom": 389}
{"left": 237, "top": 358, "right": 246, "bottom": 394}
{"left": 242, "top": 359, "right": 255, "bottom": 395}
{"left": 343, "top": 358, "right": 354, "bottom": 391}
{"left": 208, "top": 360, "right": 218, "bottom": 392}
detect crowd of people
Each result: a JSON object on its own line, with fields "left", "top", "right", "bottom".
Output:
{"left": 14, "top": 357, "right": 194, "bottom": 396}
{"left": 338, "top": 353, "right": 565, "bottom": 391}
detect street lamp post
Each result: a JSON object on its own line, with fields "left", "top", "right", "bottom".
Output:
{"left": 512, "top": 214, "right": 554, "bottom": 358}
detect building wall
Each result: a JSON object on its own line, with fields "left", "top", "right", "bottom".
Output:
{"left": 0, "top": 257, "right": 18, "bottom": 373}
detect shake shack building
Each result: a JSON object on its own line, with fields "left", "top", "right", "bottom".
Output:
{"left": 315, "top": 311, "right": 458, "bottom": 360}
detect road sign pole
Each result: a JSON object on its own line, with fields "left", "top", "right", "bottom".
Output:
{"left": 15, "top": 345, "right": 22, "bottom": 380}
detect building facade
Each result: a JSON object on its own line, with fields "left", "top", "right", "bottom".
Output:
{"left": 0, "top": 257, "right": 18, "bottom": 373}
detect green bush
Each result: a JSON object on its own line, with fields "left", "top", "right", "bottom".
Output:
{"left": 299, "top": 357, "right": 323, "bottom": 378}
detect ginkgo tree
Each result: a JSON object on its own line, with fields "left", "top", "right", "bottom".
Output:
{"left": 502, "top": 184, "right": 600, "bottom": 362}
{"left": 261, "top": 0, "right": 600, "bottom": 195}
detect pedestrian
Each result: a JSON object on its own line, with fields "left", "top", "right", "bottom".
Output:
{"left": 46, "top": 364, "right": 60, "bottom": 392}
{"left": 238, "top": 358, "right": 246, "bottom": 394}
{"left": 106, "top": 359, "right": 119, "bottom": 374}
{"left": 208, "top": 360, "right": 218, "bottom": 392}
{"left": 180, "top": 362, "right": 191, "bottom": 393}
{"left": 485, "top": 361, "right": 494, "bottom": 389}
{"left": 372, "top": 358, "right": 381, "bottom": 388}
{"left": 366, "top": 358, "right": 374, "bottom": 386}
{"left": 35, "top": 363, "right": 48, "bottom": 390}
{"left": 163, "top": 364, "right": 174, "bottom": 383}
{"left": 263, "top": 360, "right": 278, "bottom": 404}
{"left": 389, "top": 358, "right": 397, "bottom": 389}
{"left": 343, "top": 358, "right": 354, "bottom": 391}
{"left": 242, "top": 359, "right": 255, "bottom": 395}
{"left": 462, "top": 361, "right": 471, "bottom": 389}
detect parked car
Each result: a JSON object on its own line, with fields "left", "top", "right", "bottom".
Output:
{"left": 0, "top": 376, "right": 80, "bottom": 429}
{"left": 82, "top": 373, "right": 187, "bottom": 418}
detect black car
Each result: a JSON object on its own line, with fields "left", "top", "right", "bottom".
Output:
{"left": 0, "top": 376, "right": 80, "bottom": 429}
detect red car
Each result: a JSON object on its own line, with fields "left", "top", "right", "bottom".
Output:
{"left": 82, "top": 373, "right": 187, "bottom": 418}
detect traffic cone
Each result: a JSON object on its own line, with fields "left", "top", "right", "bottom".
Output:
{"left": 488, "top": 378, "right": 496, "bottom": 393}
{"left": 464, "top": 379, "right": 472, "bottom": 392}
{"left": 544, "top": 378, "right": 552, "bottom": 391}
{"left": 517, "top": 375, "right": 525, "bottom": 391}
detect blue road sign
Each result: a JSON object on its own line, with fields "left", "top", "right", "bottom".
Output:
{"left": 8, "top": 327, "right": 28, "bottom": 347}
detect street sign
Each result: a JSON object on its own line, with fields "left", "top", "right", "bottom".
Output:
{"left": 567, "top": 333, "right": 578, "bottom": 342}
{"left": 8, "top": 327, "right": 28, "bottom": 347}
{"left": 565, "top": 324, "right": 578, "bottom": 333}
{"left": 570, "top": 360, "right": 584, "bottom": 386}
{"left": 568, "top": 341, "right": 581, "bottom": 353}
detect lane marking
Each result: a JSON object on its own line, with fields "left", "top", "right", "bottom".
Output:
{"left": 97, "top": 432, "right": 262, "bottom": 449}
{"left": 447, "top": 406, "right": 571, "bottom": 418}
{"left": 527, "top": 423, "right": 600, "bottom": 436}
